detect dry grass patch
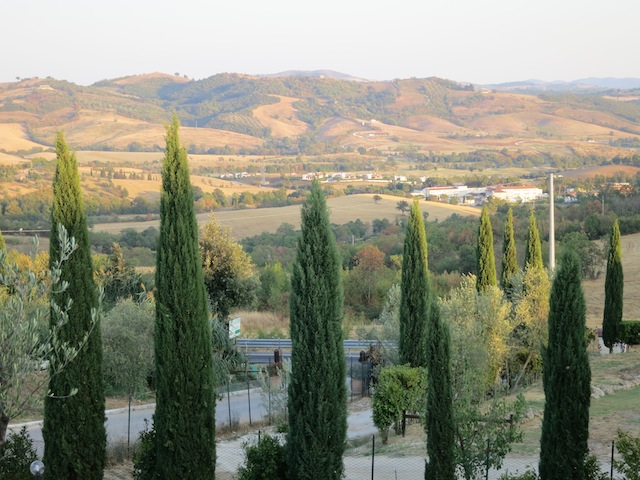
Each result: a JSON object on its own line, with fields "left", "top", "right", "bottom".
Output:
{"left": 253, "top": 95, "right": 308, "bottom": 138}
{"left": 0, "top": 123, "right": 45, "bottom": 151}
{"left": 582, "top": 231, "right": 640, "bottom": 327}
{"left": 91, "top": 194, "right": 480, "bottom": 238}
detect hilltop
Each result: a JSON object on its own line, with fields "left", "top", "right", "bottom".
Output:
{"left": 1, "top": 73, "right": 639, "bottom": 161}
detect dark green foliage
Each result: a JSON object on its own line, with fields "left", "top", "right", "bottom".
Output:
{"left": 425, "top": 301, "right": 455, "bottom": 480}
{"left": 539, "top": 251, "right": 591, "bottom": 480}
{"left": 43, "top": 131, "right": 106, "bottom": 480}
{"left": 620, "top": 321, "right": 640, "bottom": 344}
{"left": 237, "top": 434, "right": 288, "bottom": 480}
{"left": 287, "top": 181, "right": 347, "bottom": 479}
{"left": 0, "top": 427, "right": 36, "bottom": 480}
{"left": 132, "top": 420, "right": 157, "bottom": 480}
{"left": 501, "top": 208, "right": 518, "bottom": 293}
{"left": 98, "top": 242, "right": 145, "bottom": 309}
{"left": 476, "top": 205, "right": 497, "bottom": 292}
{"left": 399, "top": 201, "right": 431, "bottom": 367}
{"left": 524, "top": 211, "right": 543, "bottom": 272}
{"left": 154, "top": 116, "right": 216, "bottom": 478}
{"left": 613, "top": 429, "right": 640, "bottom": 480}
{"left": 603, "top": 219, "right": 623, "bottom": 352}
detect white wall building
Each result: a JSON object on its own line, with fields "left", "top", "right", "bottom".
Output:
{"left": 488, "top": 186, "right": 544, "bottom": 203}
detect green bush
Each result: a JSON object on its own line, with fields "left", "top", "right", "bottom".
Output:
{"left": 371, "top": 365, "right": 426, "bottom": 444}
{"left": 237, "top": 433, "right": 287, "bottom": 480}
{"left": 614, "top": 430, "right": 640, "bottom": 480}
{"left": 620, "top": 321, "right": 640, "bottom": 345}
{"left": 132, "top": 420, "right": 157, "bottom": 480}
{"left": 0, "top": 427, "right": 37, "bottom": 480}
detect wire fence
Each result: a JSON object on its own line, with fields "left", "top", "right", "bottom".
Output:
{"left": 215, "top": 429, "right": 630, "bottom": 480}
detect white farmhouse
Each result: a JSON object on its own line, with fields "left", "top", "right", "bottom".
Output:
{"left": 488, "top": 186, "right": 544, "bottom": 203}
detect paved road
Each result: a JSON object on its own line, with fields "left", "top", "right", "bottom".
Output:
{"left": 9, "top": 388, "right": 270, "bottom": 455}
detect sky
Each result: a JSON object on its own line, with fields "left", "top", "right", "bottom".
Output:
{"left": 2, "top": 0, "right": 638, "bottom": 86}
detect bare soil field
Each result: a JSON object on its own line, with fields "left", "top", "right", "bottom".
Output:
{"left": 91, "top": 194, "right": 481, "bottom": 239}
{"left": 560, "top": 164, "right": 640, "bottom": 180}
{"left": 583, "top": 231, "right": 640, "bottom": 326}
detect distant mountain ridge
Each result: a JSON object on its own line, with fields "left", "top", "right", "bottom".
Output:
{"left": 487, "top": 77, "right": 640, "bottom": 92}
{"left": 258, "top": 69, "right": 369, "bottom": 82}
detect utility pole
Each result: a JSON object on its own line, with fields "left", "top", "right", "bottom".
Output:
{"left": 549, "top": 173, "right": 555, "bottom": 271}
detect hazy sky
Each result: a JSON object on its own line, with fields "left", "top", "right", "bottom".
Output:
{"left": 2, "top": 0, "right": 638, "bottom": 86}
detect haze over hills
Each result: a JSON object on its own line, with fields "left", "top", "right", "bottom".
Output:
{"left": 0, "top": 71, "right": 639, "bottom": 161}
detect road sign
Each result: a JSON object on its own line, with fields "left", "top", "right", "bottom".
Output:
{"left": 229, "top": 317, "right": 241, "bottom": 339}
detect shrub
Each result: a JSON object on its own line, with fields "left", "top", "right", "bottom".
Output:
{"left": 132, "top": 420, "right": 157, "bottom": 480}
{"left": 0, "top": 427, "right": 37, "bottom": 480}
{"left": 372, "top": 365, "right": 426, "bottom": 444}
{"left": 614, "top": 430, "right": 640, "bottom": 480}
{"left": 620, "top": 321, "right": 640, "bottom": 345}
{"left": 237, "top": 433, "right": 287, "bottom": 480}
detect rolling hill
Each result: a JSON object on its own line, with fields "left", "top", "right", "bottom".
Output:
{"left": 1, "top": 73, "right": 639, "bottom": 160}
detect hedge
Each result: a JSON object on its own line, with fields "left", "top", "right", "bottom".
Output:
{"left": 620, "top": 321, "right": 640, "bottom": 345}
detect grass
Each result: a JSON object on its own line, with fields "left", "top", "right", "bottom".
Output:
{"left": 91, "top": 193, "right": 480, "bottom": 239}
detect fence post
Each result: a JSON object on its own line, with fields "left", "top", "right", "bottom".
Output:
{"left": 371, "top": 435, "right": 375, "bottom": 480}
{"left": 350, "top": 355, "right": 353, "bottom": 401}
{"left": 485, "top": 438, "right": 490, "bottom": 480}
{"left": 610, "top": 439, "right": 615, "bottom": 480}
{"left": 227, "top": 379, "right": 232, "bottom": 430}
{"left": 246, "top": 361, "right": 252, "bottom": 426}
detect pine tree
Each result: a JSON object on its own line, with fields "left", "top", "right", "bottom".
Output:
{"left": 154, "top": 116, "right": 216, "bottom": 478}
{"left": 539, "top": 251, "right": 591, "bottom": 480}
{"left": 43, "top": 132, "right": 106, "bottom": 480}
{"left": 287, "top": 181, "right": 347, "bottom": 479}
{"left": 425, "top": 301, "right": 455, "bottom": 480}
{"left": 602, "top": 219, "right": 623, "bottom": 354}
{"left": 476, "top": 205, "right": 497, "bottom": 292}
{"left": 399, "top": 200, "right": 430, "bottom": 367}
{"left": 501, "top": 208, "right": 518, "bottom": 293}
{"left": 524, "top": 211, "right": 543, "bottom": 272}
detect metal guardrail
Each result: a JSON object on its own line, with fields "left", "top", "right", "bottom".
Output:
{"left": 235, "top": 339, "right": 396, "bottom": 350}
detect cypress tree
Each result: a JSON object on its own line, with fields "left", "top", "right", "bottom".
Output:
{"left": 501, "top": 208, "right": 518, "bottom": 293}
{"left": 539, "top": 251, "right": 591, "bottom": 480}
{"left": 524, "top": 211, "right": 543, "bottom": 272}
{"left": 399, "top": 200, "right": 430, "bottom": 367}
{"left": 154, "top": 116, "right": 216, "bottom": 478}
{"left": 602, "top": 219, "right": 623, "bottom": 353}
{"left": 425, "top": 301, "right": 455, "bottom": 480}
{"left": 476, "top": 205, "right": 497, "bottom": 292}
{"left": 43, "top": 132, "right": 106, "bottom": 480}
{"left": 287, "top": 181, "right": 347, "bottom": 479}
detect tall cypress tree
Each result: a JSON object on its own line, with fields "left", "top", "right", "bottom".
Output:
{"left": 425, "top": 301, "right": 455, "bottom": 480}
{"left": 287, "top": 181, "right": 347, "bottom": 479}
{"left": 476, "top": 205, "right": 497, "bottom": 292}
{"left": 501, "top": 208, "right": 518, "bottom": 293}
{"left": 399, "top": 200, "right": 430, "bottom": 367}
{"left": 43, "top": 132, "right": 106, "bottom": 480}
{"left": 539, "top": 251, "right": 591, "bottom": 480}
{"left": 524, "top": 211, "right": 543, "bottom": 272}
{"left": 602, "top": 219, "right": 623, "bottom": 353}
{"left": 154, "top": 116, "right": 216, "bottom": 478}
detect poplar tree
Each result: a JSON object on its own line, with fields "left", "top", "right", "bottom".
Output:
{"left": 399, "top": 200, "right": 430, "bottom": 367}
{"left": 287, "top": 181, "right": 347, "bottom": 479}
{"left": 539, "top": 251, "right": 591, "bottom": 480}
{"left": 43, "top": 132, "right": 106, "bottom": 480}
{"left": 524, "top": 211, "right": 543, "bottom": 272}
{"left": 425, "top": 301, "right": 455, "bottom": 480}
{"left": 154, "top": 116, "right": 216, "bottom": 478}
{"left": 602, "top": 219, "right": 623, "bottom": 353}
{"left": 501, "top": 208, "right": 518, "bottom": 293}
{"left": 476, "top": 205, "right": 497, "bottom": 292}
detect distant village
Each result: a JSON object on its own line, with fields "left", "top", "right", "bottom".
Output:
{"left": 215, "top": 170, "right": 634, "bottom": 206}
